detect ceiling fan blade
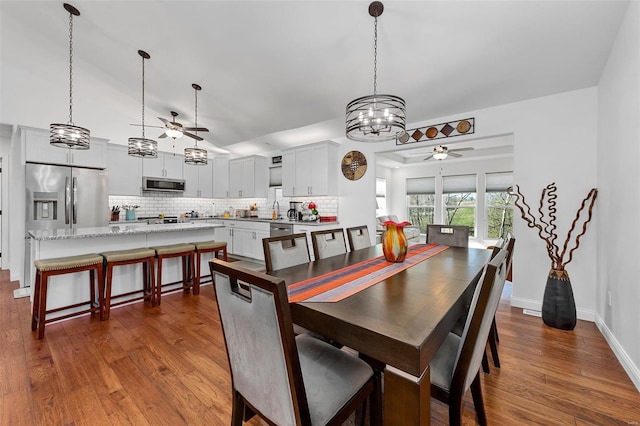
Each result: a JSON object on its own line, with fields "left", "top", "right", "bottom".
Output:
{"left": 449, "top": 147, "right": 474, "bottom": 153}
{"left": 158, "top": 133, "right": 167, "bottom": 139}
{"left": 423, "top": 154, "right": 434, "bottom": 161}
{"left": 449, "top": 152, "right": 463, "bottom": 158}
{"left": 182, "top": 127, "right": 209, "bottom": 132}
{"left": 130, "top": 124, "right": 164, "bottom": 129}
{"left": 182, "top": 131, "right": 204, "bottom": 141}
{"left": 158, "top": 117, "right": 170, "bottom": 125}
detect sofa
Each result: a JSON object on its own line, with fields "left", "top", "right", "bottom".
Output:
{"left": 376, "top": 215, "right": 422, "bottom": 243}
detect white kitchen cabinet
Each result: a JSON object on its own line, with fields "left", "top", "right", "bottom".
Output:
{"left": 183, "top": 161, "right": 213, "bottom": 198}
{"left": 222, "top": 220, "right": 269, "bottom": 260}
{"left": 107, "top": 144, "right": 142, "bottom": 196}
{"left": 212, "top": 156, "right": 229, "bottom": 198}
{"left": 142, "top": 152, "right": 183, "bottom": 179}
{"left": 282, "top": 141, "right": 337, "bottom": 197}
{"left": 23, "top": 126, "right": 108, "bottom": 169}
{"left": 228, "top": 156, "right": 268, "bottom": 198}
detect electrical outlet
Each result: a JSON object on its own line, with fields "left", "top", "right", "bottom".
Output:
{"left": 607, "top": 291, "right": 612, "bottom": 308}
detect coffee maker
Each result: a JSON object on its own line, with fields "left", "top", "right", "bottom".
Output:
{"left": 287, "top": 201, "right": 302, "bottom": 221}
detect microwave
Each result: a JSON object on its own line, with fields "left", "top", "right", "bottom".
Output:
{"left": 142, "top": 176, "right": 185, "bottom": 192}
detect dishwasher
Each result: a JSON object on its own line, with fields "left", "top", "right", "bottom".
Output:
{"left": 270, "top": 222, "right": 293, "bottom": 237}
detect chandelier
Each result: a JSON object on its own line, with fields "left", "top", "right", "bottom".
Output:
{"left": 50, "top": 3, "right": 90, "bottom": 149}
{"left": 184, "top": 84, "right": 208, "bottom": 165}
{"left": 345, "top": 1, "right": 406, "bottom": 142}
{"left": 128, "top": 50, "right": 158, "bottom": 158}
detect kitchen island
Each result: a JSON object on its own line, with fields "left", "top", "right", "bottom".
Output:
{"left": 26, "top": 222, "right": 224, "bottom": 319}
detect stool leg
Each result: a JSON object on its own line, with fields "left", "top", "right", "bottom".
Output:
{"left": 193, "top": 252, "right": 200, "bottom": 295}
{"left": 89, "top": 269, "right": 96, "bottom": 317}
{"left": 149, "top": 257, "right": 157, "bottom": 307}
{"left": 222, "top": 246, "right": 228, "bottom": 261}
{"left": 96, "top": 263, "right": 105, "bottom": 320}
{"left": 31, "top": 271, "right": 42, "bottom": 331}
{"left": 103, "top": 263, "right": 114, "bottom": 321}
{"left": 182, "top": 255, "right": 190, "bottom": 294}
{"left": 37, "top": 272, "right": 49, "bottom": 339}
{"left": 156, "top": 257, "right": 163, "bottom": 306}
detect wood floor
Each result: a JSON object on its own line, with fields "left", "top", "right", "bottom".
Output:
{"left": 1, "top": 268, "right": 639, "bottom": 425}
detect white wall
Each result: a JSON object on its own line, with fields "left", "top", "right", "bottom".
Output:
{"left": 596, "top": 0, "right": 640, "bottom": 390}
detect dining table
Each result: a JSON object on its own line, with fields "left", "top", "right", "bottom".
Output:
{"left": 268, "top": 243, "right": 491, "bottom": 426}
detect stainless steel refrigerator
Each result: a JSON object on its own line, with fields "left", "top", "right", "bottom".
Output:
{"left": 25, "top": 163, "right": 109, "bottom": 231}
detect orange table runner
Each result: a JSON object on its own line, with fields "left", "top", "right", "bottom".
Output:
{"left": 288, "top": 244, "right": 448, "bottom": 303}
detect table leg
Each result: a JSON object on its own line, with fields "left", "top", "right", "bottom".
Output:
{"left": 384, "top": 366, "right": 431, "bottom": 425}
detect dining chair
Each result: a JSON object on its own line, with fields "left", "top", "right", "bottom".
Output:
{"left": 210, "top": 259, "right": 382, "bottom": 426}
{"left": 426, "top": 224, "right": 470, "bottom": 247}
{"left": 429, "top": 248, "right": 508, "bottom": 426}
{"left": 311, "top": 228, "right": 347, "bottom": 260}
{"left": 262, "top": 233, "right": 311, "bottom": 273}
{"left": 346, "top": 225, "right": 371, "bottom": 251}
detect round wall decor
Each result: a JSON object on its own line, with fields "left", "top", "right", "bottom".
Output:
{"left": 341, "top": 150, "right": 367, "bottom": 181}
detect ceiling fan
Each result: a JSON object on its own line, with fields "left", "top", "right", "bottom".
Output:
{"left": 156, "top": 111, "right": 209, "bottom": 141}
{"left": 424, "top": 145, "right": 474, "bottom": 161}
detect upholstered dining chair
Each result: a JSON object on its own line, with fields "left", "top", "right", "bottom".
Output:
{"left": 210, "top": 259, "right": 382, "bottom": 426}
{"left": 430, "top": 248, "right": 508, "bottom": 426}
{"left": 426, "top": 224, "right": 470, "bottom": 247}
{"left": 263, "top": 233, "right": 311, "bottom": 273}
{"left": 311, "top": 228, "right": 347, "bottom": 260}
{"left": 346, "top": 225, "right": 371, "bottom": 251}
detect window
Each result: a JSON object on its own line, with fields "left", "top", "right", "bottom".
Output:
{"left": 443, "top": 174, "right": 476, "bottom": 237}
{"left": 376, "top": 178, "right": 387, "bottom": 216}
{"left": 406, "top": 177, "right": 435, "bottom": 233}
{"left": 486, "top": 172, "right": 514, "bottom": 239}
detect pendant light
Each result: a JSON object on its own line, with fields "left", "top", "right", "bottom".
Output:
{"left": 345, "top": 1, "right": 406, "bottom": 142}
{"left": 184, "top": 84, "right": 208, "bottom": 165}
{"left": 50, "top": 3, "right": 90, "bottom": 149}
{"left": 128, "top": 50, "right": 158, "bottom": 158}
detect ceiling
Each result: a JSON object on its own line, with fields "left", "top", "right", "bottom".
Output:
{"left": 0, "top": 1, "right": 628, "bottom": 158}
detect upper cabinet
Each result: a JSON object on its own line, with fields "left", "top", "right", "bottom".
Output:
{"left": 282, "top": 141, "right": 338, "bottom": 197}
{"left": 142, "top": 152, "right": 183, "bottom": 179}
{"left": 183, "top": 161, "right": 213, "bottom": 198}
{"left": 212, "top": 156, "right": 230, "bottom": 198}
{"left": 228, "top": 156, "right": 268, "bottom": 198}
{"left": 23, "top": 126, "right": 108, "bottom": 169}
{"left": 107, "top": 144, "right": 142, "bottom": 196}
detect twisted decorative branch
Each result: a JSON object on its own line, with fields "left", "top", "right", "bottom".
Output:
{"left": 510, "top": 183, "right": 597, "bottom": 271}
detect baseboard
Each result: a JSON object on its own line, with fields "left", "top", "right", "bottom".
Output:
{"left": 595, "top": 314, "right": 640, "bottom": 392}
{"left": 511, "top": 296, "right": 595, "bottom": 322}
{"left": 13, "top": 287, "right": 30, "bottom": 299}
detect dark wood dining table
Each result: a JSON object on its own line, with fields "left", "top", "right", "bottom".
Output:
{"left": 268, "top": 244, "right": 491, "bottom": 426}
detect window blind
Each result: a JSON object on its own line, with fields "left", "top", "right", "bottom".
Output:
{"left": 376, "top": 178, "right": 386, "bottom": 197}
{"left": 406, "top": 177, "right": 436, "bottom": 194}
{"left": 485, "top": 171, "right": 513, "bottom": 192}
{"left": 442, "top": 174, "right": 476, "bottom": 193}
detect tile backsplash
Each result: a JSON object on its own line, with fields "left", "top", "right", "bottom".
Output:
{"left": 108, "top": 193, "right": 338, "bottom": 220}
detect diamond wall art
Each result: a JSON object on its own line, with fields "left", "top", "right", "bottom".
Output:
{"left": 396, "top": 117, "right": 475, "bottom": 145}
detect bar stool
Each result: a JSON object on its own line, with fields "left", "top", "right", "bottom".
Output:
{"left": 193, "top": 241, "right": 228, "bottom": 294}
{"left": 100, "top": 248, "right": 157, "bottom": 320}
{"left": 31, "top": 253, "right": 104, "bottom": 339}
{"left": 150, "top": 243, "right": 196, "bottom": 305}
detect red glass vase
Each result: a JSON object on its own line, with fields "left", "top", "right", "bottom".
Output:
{"left": 381, "top": 221, "right": 410, "bottom": 263}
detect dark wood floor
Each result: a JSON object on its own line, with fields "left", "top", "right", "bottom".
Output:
{"left": 1, "top": 269, "right": 639, "bottom": 425}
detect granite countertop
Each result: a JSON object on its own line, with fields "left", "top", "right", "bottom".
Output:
{"left": 28, "top": 222, "right": 224, "bottom": 241}
{"left": 108, "top": 216, "right": 339, "bottom": 226}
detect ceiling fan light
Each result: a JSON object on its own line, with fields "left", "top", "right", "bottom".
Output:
{"left": 165, "top": 128, "right": 183, "bottom": 139}
{"left": 433, "top": 152, "right": 448, "bottom": 160}
{"left": 184, "top": 147, "right": 208, "bottom": 165}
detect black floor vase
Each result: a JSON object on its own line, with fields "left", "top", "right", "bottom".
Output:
{"left": 542, "top": 269, "right": 577, "bottom": 330}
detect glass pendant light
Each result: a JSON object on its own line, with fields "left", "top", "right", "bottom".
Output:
{"left": 184, "top": 83, "right": 208, "bottom": 165}
{"left": 50, "top": 3, "right": 90, "bottom": 149}
{"left": 128, "top": 50, "right": 158, "bottom": 158}
{"left": 345, "top": 1, "right": 406, "bottom": 142}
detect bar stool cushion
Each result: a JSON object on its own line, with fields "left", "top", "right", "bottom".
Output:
{"left": 101, "top": 248, "right": 156, "bottom": 263}
{"left": 35, "top": 254, "right": 103, "bottom": 272}
{"left": 151, "top": 243, "right": 196, "bottom": 256}
{"left": 193, "top": 240, "right": 226, "bottom": 251}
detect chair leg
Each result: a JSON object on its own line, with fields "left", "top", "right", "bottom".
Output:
{"left": 488, "top": 324, "right": 501, "bottom": 368}
{"left": 448, "top": 392, "right": 464, "bottom": 426}
{"left": 231, "top": 390, "right": 245, "bottom": 426}
{"left": 482, "top": 349, "right": 490, "bottom": 374}
{"left": 492, "top": 317, "right": 500, "bottom": 343}
{"left": 470, "top": 372, "right": 487, "bottom": 426}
